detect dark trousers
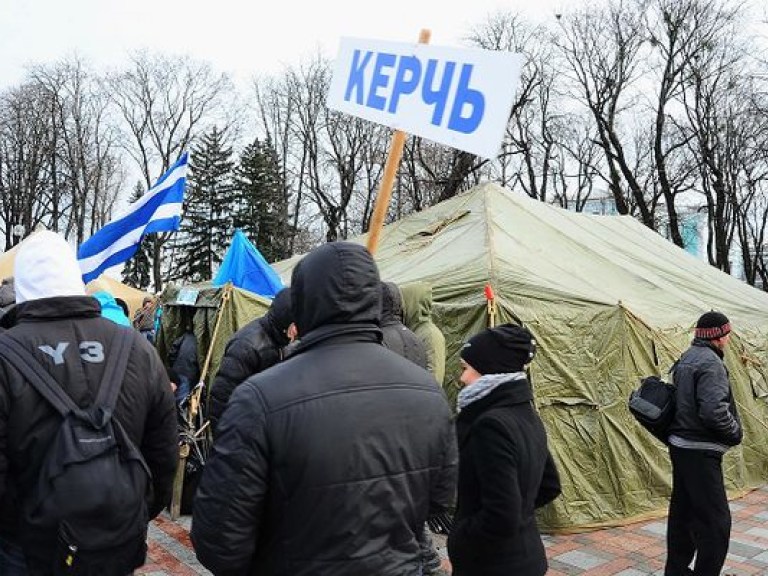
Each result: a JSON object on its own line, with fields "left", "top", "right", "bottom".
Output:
{"left": 665, "top": 446, "right": 731, "bottom": 576}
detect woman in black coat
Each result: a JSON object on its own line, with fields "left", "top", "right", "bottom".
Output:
{"left": 447, "top": 324, "right": 561, "bottom": 576}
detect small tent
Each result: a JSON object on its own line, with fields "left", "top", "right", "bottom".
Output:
{"left": 213, "top": 229, "right": 284, "bottom": 298}
{"left": 272, "top": 182, "right": 768, "bottom": 531}
{"left": 158, "top": 230, "right": 284, "bottom": 387}
{"left": 157, "top": 282, "right": 271, "bottom": 391}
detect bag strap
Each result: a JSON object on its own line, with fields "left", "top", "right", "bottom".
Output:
{"left": 93, "top": 328, "right": 134, "bottom": 412}
{"left": 0, "top": 337, "right": 78, "bottom": 416}
{"left": 0, "top": 328, "right": 134, "bottom": 416}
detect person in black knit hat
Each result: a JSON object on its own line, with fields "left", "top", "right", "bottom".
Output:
{"left": 664, "top": 310, "right": 742, "bottom": 576}
{"left": 447, "top": 323, "right": 561, "bottom": 576}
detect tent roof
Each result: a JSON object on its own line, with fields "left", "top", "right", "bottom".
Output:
{"left": 274, "top": 182, "right": 768, "bottom": 331}
{"left": 0, "top": 235, "right": 31, "bottom": 280}
{"left": 213, "top": 229, "right": 284, "bottom": 298}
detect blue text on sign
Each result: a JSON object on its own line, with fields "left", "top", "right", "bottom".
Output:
{"left": 343, "top": 50, "right": 486, "bottom": 134}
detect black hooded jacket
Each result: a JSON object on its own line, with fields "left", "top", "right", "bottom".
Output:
{"left": 207, "top": 288, "right": 292, "bottom": 434}
{"left": 0, "top": 296, "right": 178, "bottom": 570}
{"left": 380, "top": 281, "right": 428, "bottom": 370}
{"left": 448, "top": 379, "right": 561, "bottom": 576}
{"left": 192, "top": 242, "right": 458, "bottom": 576}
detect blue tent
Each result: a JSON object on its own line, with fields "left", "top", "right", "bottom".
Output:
{"left": 213, "top": 229, "right": 284, "bottom": 298}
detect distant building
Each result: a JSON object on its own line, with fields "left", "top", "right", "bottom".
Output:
{"left": 579, "top": 190, "right": 619, "bottom": 216}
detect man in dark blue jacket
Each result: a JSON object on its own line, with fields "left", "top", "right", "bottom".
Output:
{"left": 192, "top": 242, "right": 457, "bottom": 576}
{"left": 665, "top": 311, "right": 742, "bottom": 576}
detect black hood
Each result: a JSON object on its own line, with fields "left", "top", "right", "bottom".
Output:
{"left": 291, "top": 242, "right": 381, "bottom": 336}
{"left": 380, "top": 281, "right": 404, "bottom": 325}
{"left": 264, "top": 287, "right": 294, "bottom": 346}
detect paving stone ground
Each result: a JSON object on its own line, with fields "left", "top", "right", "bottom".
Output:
{"left": 137, "top": 484, "right": 768, "bottom": 575}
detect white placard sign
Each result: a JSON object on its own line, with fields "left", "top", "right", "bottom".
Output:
{"left": 328, "top": 37, "right": 523, "bottom": 159}
{"left": 175, "top": 287, "right": 199, "bottom": 306}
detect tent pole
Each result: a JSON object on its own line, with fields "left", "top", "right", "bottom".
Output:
{"left": 170, "top": 281, "right": 233, "bottom": 519}
{"left": 365, "top": 28, "right": 431, "bottom": 256}
{"left": 192, "top": 281, "right": 233, "bottom": 428}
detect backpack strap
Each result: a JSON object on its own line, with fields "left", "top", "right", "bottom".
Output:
{"left": 0, "top": 328, "right": 134, "bottom": 416}
{"left": 0, "top": 336, "right": 79, "bottom": 417}
{"left": 93, "top": 328, "right": 134, "bottom": 412}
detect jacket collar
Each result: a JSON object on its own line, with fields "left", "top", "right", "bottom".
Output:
{"left": 4, "top": 296, "right": 101, "bottom": 326}
{"left": 692, "top": 337, "right": 724, "bottom": 359}
{"left": 457, "top": 377, "right": 534, "bottom": 423}
{"left": 294, "top": 323, "right": 382, "bottom": 354}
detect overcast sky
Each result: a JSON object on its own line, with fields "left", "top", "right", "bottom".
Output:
{"left": 0, "top": 0, "right": 564, "bottom": 88}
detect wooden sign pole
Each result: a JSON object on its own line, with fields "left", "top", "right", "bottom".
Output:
{"left": 366, "top": 28, "right": 431, "bottom": 255}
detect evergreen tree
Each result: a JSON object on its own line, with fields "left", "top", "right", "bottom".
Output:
{"left": 233, "top": 136, "right": 290, "bottom": 263}
{"left": 121, "top": 181, "right": 152, "bottom": 289}
{"left": 174, "top": 126, "right": 235, "bottom": 282}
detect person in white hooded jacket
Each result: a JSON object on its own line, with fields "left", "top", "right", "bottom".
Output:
{"left": 0, "top": 231, "right": 178, "bottom": 575}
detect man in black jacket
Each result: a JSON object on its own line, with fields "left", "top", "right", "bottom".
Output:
{"left": 380, "top": 281, "right": 427, "bottom": 370}
{"left": 664, "top": 311, "right": 742, "bottom": 576}
{"left": 207, "top": 287, "right": 293, "bottom": 435}
{"left": 168, "top": 306, "right": 200, "bottom": 403}
{"left": 0, "top": 231, "right": 178, "bottom": 574}
{"left": 192, "top": 242, "right": 458, "bottom": 576}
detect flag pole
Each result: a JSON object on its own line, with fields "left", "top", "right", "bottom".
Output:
{"left": 366, "top": 28, "right": 431, "bottom": 256}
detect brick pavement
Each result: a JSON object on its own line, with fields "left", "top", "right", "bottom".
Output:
{"left": 137, "top": 485, "right": 768, "bottom": 575}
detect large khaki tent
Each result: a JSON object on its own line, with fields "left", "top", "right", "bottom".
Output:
{"left": 0, "top": 231, "right": 151, "bottom": 316}
{"left": 273, "top": 182, "right": 768, "bottom": 531}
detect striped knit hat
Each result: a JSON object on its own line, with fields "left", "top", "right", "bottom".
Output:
{"left": 695, "top": 311, "right": 731, "bottom": 340}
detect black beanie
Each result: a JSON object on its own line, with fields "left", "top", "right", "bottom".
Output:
{"left": 695, "top": 311, "right": 731, "bottom": 340}
{"left": 460, "top": 324, "right": 536, "bottom": 375}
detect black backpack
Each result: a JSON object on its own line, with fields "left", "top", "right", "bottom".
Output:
{"left": 628, "top": 370, "right": 676, "bottom": 443}
{"left": 0, "top": 329, "right": 151, "bottom": 572}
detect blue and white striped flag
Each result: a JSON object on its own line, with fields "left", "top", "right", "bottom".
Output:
{"left": 78, "top": 152, "right": 188, "bottom": 283}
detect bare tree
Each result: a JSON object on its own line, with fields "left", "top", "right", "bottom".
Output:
{"left": 0, "top": 83, "right": 53, "bottom": 249}
{"left": 30, "top": 58, "right": 123, "bottom": 244}
{"left": 254, "top": 57, "right": 389, "bottom": 243}
{"left": 644, "top": 0, "right": 740, "bottom": 247}
{"left": 556, "top": 0, "right": 651, "bottom": 224}
{"left": 107, "top": 52, "right": 233, "bottom": 290}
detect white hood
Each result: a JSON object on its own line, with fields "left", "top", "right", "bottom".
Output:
{"left": 14, "top": 231, "right": 86, "bottom": 304}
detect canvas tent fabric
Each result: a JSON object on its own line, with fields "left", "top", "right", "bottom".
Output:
{"left": 156, "top": 282, "right": 271, "bottom": 392}
{"left": 272, "top": 182, "right": 768, "bottom": 531}
{"left": 213, "top": 229, "right": 284, "bottom": 298}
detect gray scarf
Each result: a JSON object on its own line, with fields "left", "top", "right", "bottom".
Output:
{"left": 457, "top": 372, "right": 526, "bottom": 412}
